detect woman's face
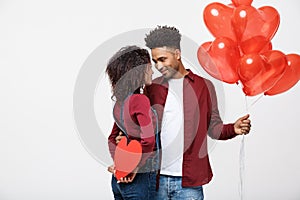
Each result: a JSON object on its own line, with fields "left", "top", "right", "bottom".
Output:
{"left": 144, "top": 64, "right": 154, "bottom": 85}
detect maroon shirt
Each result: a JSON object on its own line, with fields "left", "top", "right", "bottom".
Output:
{"left": 145, "top": 69, "right": 237, "bottom": 187}
{"left": 108, "top": 94, "right": 156, "bottom": 167}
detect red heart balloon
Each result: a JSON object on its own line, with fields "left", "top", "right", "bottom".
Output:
{"left": 260, "top": 41, "right": 273, "bottom": 54}
{"left": 203, "top": 3, "right": 236, "bottom": 41}
{"left": 231, "top": 0, "right": 253, "bottom": 7}
{"left": 237, "top": 39, "right": 272, "bottom": 58}
{"left": 265, "top": 54, "right": 300, "bottom": 95}
{"left": 288, "top": 54, "right": 300, "bottom": 80}
{"left": 114, "top": 137, "right": 142, "bottom": 181}
{"left": 239, "top": 50, "right": 287, "bottom": 96}
{"left": 198, "top": 37, "right": 240, "bottom": 84}
{"left": 238, "top": 36, "right": 272, "bottom": 55}
{"left": 232, "top": 5, "right": 280, "bottom": 54}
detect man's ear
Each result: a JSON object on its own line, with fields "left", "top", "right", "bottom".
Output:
{"left": 175, "top": 49, "right": 181, "bottom": 60}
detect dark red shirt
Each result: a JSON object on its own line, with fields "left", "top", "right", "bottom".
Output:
{"left": 145, "top": 69, "right": 237, "bottom": 187}
{"left": 108, "top": 94, "right": 156, "bottom": 167}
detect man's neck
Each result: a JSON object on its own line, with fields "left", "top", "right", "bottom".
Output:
{"left": 172, "top": 63, "right": 189, "bottom": 79}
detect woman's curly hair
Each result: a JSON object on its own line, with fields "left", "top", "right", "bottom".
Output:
{"left": 106, "top": 45, "right": 150, "bottom": 102}
{"left": 144, "top": 25, "right": 181, "bottom": 50}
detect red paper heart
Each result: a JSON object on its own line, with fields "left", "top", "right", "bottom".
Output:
{"left": 203, "top": 3, "right": 236, "bottom": 41}
{"left": 265, "top": 54, "right": 300, "bottom": 95}
{"left": 239, "top": 50, "right": 287, "bottom": 96}
{"left": 197, "top": 37, "right": 240, "bottom": 84}
{"left": 232, "top": 5, "right": 280, "bottom": 54}
{"left": 114, "top": 137, "right": 142, "bottom": 181}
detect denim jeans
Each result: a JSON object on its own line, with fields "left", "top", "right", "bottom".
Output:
{"left": 111, "top": 172, "right": 157, "bottom": 200}
{"left": 155, "top": 175, "right": 204, "bottom": 200}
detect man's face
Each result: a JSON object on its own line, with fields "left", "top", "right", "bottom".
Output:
{"left": 151, "top": 47, "right": 181, "bottom": 79}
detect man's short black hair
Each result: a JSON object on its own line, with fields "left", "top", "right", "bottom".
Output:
{"left": 144, "top": 25, "right": 181, "bottom": 50}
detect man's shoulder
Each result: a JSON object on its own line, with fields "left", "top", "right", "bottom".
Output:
{"left": 189, "top": 71, "right": 213, "bottom": 86}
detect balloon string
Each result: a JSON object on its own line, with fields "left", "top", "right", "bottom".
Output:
{"left": 239, "top": 94, "right": 255, "bottom": 200}
{"left": 238, "top": 87, "right": 264, "bottom": 200}
{"left": 239, "top": 134, "right": 245, "bottom": 200}
{"left": 245, "top": 94, "right": 264, "bottom": 111}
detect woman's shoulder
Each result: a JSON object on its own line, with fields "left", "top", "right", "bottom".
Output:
{"left": 127, "top": 94, "right": 151, "bottom": 111}
{"left": 125, "top": 94, "right": 151, "bottom": 117}
{"left": 129, "top": 94, "right": 150, "bottom": 104}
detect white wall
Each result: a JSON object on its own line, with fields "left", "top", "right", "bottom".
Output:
{"left": 1, "top": 0, "right": 300, "bottom": 199}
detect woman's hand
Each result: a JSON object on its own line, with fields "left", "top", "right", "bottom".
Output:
{"left": 117, "top": 167, "right": 139, "bottom": 183}
{"left": 107, "top": 165, "right": 115, "bottom": 174}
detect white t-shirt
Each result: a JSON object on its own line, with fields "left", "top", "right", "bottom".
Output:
{"left": 160, "top": 78, "right": 184, "bottom": 176}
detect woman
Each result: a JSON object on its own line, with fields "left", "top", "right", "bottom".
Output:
{"left": 106, "top": 45, "right": 157, "bottom": 200}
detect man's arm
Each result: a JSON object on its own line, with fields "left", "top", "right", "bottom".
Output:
{"left": 206, "top": 80, "right": 251, "bottom": 139}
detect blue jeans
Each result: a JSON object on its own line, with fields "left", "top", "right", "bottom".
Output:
{"left": 111, "top": 172, "right": 157, "bottom": 200}
{"left": 155, "top": 175, "right": 204, "bottom": 200}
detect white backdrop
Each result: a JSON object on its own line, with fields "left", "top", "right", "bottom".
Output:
{"left": 1, "top": 0, "right": 300, "bottom": 199}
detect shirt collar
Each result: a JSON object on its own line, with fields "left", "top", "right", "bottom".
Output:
{"left": 185, "top": 69, "right": 195, "bottom": 82}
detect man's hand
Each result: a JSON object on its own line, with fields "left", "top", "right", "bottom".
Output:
{"left": 116, "top": 131, "right": 124, "bottom": 144}
{"left": 234, "top": 114, "right": 251, "bottom": 135}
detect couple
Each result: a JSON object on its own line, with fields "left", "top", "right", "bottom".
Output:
{"left": 106, "top": 26, "right": 251, "bottom": 200}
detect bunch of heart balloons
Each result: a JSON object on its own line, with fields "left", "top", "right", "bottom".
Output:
{"left": 197, "top": 0, "right": 300, "bottom": 96}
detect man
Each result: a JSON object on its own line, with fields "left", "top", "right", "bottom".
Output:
{"left": 142, "top": 25, "right": 251, "bottom": 200}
